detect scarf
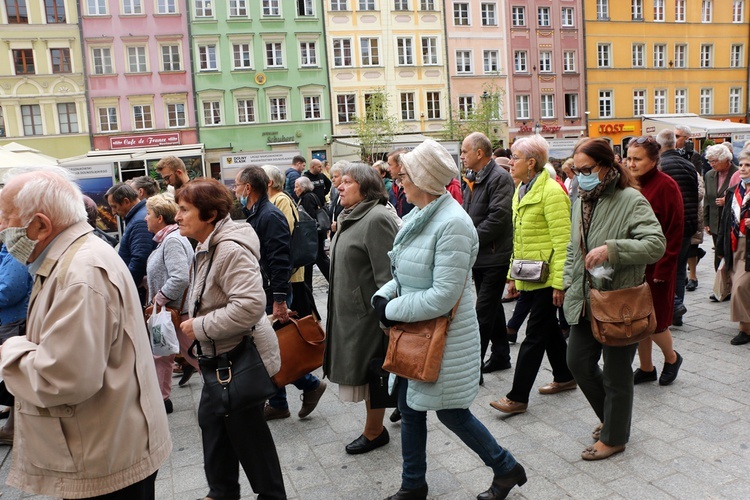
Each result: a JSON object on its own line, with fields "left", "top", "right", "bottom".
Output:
{"left": 153, "top": 224, "right": 179, "bottom": 244}
{"left": 338, "top": 200, "right": 362, "bottom": 225}
{"left": 730, "top": 183, "right": 750, "bottom": 252}
{"left": 579, "top": 167, "right": 619, "bottom": 236}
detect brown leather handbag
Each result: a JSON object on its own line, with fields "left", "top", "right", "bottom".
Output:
{"left": 272, "top": 315, "right": 326, "bottom": 387}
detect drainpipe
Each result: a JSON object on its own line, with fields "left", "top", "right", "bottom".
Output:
{"left": 441, "top": 2, "right": 452, "bottom": 140}
{"left": 580, "top": 1, "right": 589, "bottom": 138}
{"left": 185, "top": 8, "right": 202, "bottom": 163}
{"left": 77, "top": 7, "right": 94, "bottom": 150}
{"left": 321, "top": 0, "right": 334, "bottom": 150}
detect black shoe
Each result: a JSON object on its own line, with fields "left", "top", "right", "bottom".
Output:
{"left": 686, "top": 279, "right": 698, "bottom": 291}
{"left": 345, "top": 428, "right": 389, "bottom": 455}
{"left": 710, "top": 293, "right": 731, "bottom": 302}
{"left": 384, "top": 484, "right": 428, "bottom": 500}
{"left": 506, "top": 328, "right": 518, "bottom": 344}
{"left": 731, "top": 331, "right": 750, "bottom": 345}
{"left": 479, "top": 372, "right": 484, "bottom": 386}
{"left": 164, "top": 399, "right": 173, "bottom": 414}
{"left": 477, "top": 463, "right": 527, "bottom": 500}
{"left": 696, "top": 247, "right": 706, "bottom": 262}
{"left": 633, "top": 368, "right": 657, "bottom": 385}
{"left": 659, "top": 352, "right": 683, "bottom": 386}
{"left": 672, "top": 304, "right": 687, "bottom": 326}
{"left": 178, "top": 364, "right": 196, "bottom": 387}
{"left": 389, "top": 408, "right": 402, "bottom": 423}
{"left": 482, "top": 357, "right": 511, "bottom": 373}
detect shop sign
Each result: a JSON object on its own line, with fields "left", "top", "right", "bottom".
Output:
{"left": 541, "top": 125, "right": 561, "bottom": 133}
{"left": 109, "top": 133, "right": 181, "bottom": 149}
{"left": 597, "top": 124, "right": 635, "bottom": 134}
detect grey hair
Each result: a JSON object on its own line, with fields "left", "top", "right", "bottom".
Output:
{"left": 260, "top": 165, "right": 285, "bottom": 191}
{"left": 330, "top": 160, "right": 349, "bottom": 176}
{"left": 705, "top": 144, "right": 733, "bottom": 163}
{"left": 739, "top": 148, "right": 750, "bottom": 162}
{"left": 674, "top": 124, "right": 692, "bottom": 136}
{"left": 11, "top": 169, "right": 87, "bottom": 227}
{"left": 656, "top": 129, "right": 675, "bottom": 149}
{"left": 295, "top": 176, "right": 314, "bottom": 193}
{"left": 341, "top": 162, "right": 388, "bottom": 204}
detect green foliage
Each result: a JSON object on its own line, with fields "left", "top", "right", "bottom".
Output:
{"left": 442, "top": 83, "right": 506, "bottom": 149}
{"left": 355, "top": 89, "right": 400, "bottom": 163}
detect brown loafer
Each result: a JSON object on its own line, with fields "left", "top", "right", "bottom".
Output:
{"left": 592, "top": 423, "right": 603, "bottom": 441}
{"left": 538, "top": 379, "right": 577, "bottom": 395}
{"left": 490, "top": 397, "right": 527, "bottom": 414}
{"left": 581, "top": 443, "right": 625, "bottom": 461}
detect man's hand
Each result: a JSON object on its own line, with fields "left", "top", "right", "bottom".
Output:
{"left": 273, "top": 301, "right": 290, "bottom": 324}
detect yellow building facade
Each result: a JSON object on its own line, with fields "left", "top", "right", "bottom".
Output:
{"left": 584, "top": 0, "right": 750, "bottom": 153}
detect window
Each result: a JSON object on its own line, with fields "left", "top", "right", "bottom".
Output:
{"left": 297, "top": 0, "right": 313, "bottom": 15}
{"left": 336, "top": 94, "right": 355, "bottom": 123}
{"left": 515, "top": 95, "right": 529, "bottom": 119}
{"left": 161, "top": 45, "right": 181, "bottom": 71}
{"left": 674, "top": 89, "right": 686, "bottom": 114}
{"left": 262, "top": 0, "right": 280, "bottom": 15}
{"left": 57, "top": 103, "right": 78, "bottom": 133}
{"left": 330, "top": 0, "right": 347, "bottom": 10}
{"left": 198, "top": 44, "right": 217, "bottom": 70}
{"left": 730, "top": 88, "right": 742, "bottom": 114}
{"left": 564, "top": 94, "right": 578, "bottom": 118}
{"left": 597, "top": 44, "right": 611, "bottom": 68}
{"left": 700, "top": 88, "right": 712, "bottom": 115}
{"left": 0, "top": 108, "right": 5, "bottom": 137}
{"left": 456, "top": 50, "right": 472, "bottom": 73}
{"left": 633, "top": 90, "right": 645, "bottom": 116}
{"left": 7, "top": 0, "right": 28, "bottom": 22}
{"left": 654, "top": 0, "right": 664, "bottom": 21}
{"left": 733, "top": 0, "right": 744, "bottom": 22}
{"left": 700, "top": 44, "right": 712, "bottom": 68}
{"left": 300, "top": 41, "right": 317, "bottom": 67}
{"left": 514, "top": 50, "right": 527, "bottom": 72}
{"left": 236, "top": 99, "right": 255, "bottom": 123}
{"left": 632, "top": 44, "right": 644, "bottom": 67}
{"left": 364, "top": 93, "right": 384, "bottom": 120}
{"left": 233, "top": 43, "right": 252, "bottom": 69}
{"left": 92, "top": 47, "right": 113, "bottom": 74}
{"left": 563, "top": 51, "right": 576, "bottom": 72}
{"left": 654, "top": 89, "right": 666, "bottom": 114}
{"left": 361, "top": 38, "right": 380, "bottom": 66}
{"left": 360, "top": 0, "right": 375, "bottom": 9}
{"left": 98, "top": 107, "right": 118, "bottom": 132}
{"left": 653, "top": 44, "right": 666, "bottom": 68}
{"left": 674, "top": 44, "right": 686, "bottom": 68}
{"left": 397, "top": 37, "right": 414, "bottom": 65}
{"left": 133, "top": 105, "right": 153, "bottom": 129}
{"left": 426, "top": 91, "right": 441, "bottom": 119}
{"left": 304, "top": 95, "right": 321, "bottom": 119}
{"left": 394, "top": 0, "right": 408, "bottom": 9}
{"left": 400, "top": 92, "right": 415, "bottom": 120}
{"left": 702, "top": 0, "right": 711, "bottom": 22}
{"left": 481, "top": 3, "right": 496, "bottom": 25}
{"left": 229, "top": 0, "right": 247, "bottom": 16}
{"left": 332, "top": 39, "right": 352, "bottom": 67}
{"left": 631, "top": 0, "right": 642, "bottom": 20}
{"left": 167, "top": 103, "right": 186, "bottom": 127}
{"left": 123, "top": 0, "right": 142, "bottom": 14}
{"left": 203, "top": 101, "right": 222, "bottom": 125}
{"left": 87, "top": 0, "right": 106, "bottom": 15}
{"left": 265, "top": 42, "right": 283, "bottom": 67}
{"left": 561, "top": 7, "right": 574, "bottom": 26}
{"left": 195, "top": 0, "right": 212, "bottom": 17}
{"left": 420, "top": 0, "right": 434, "bottom": 9}
{"left": 45, "top": 0, "right": 65, "bottom": 23}
{"left": 538, "top": 6, "right": 550, "bottom": 26}
{"left": 13, "top": 49, "right": 34, "bottom": 75}
{"left": 539, "top": 51, "right": 552, "bottom": 72}
{"left": 454, "top": 3, "right": 469, "bottom": 25}
{"left": 596, "top": 0, "right": 608, "bottom": 19}
{"left": 599, "top": 90, "right": 613, "bottom": 118}
{"left": 51, "top": 48, "right": 71, "bottom": 73}
{"left": 511, "top": 6, "right": 525, "bottom": 26}
{"left": 458, "top": 96, "right": 474, "bottom": 119}
{"left": 541, "top": 95, "right": 554, "bottom": 119}
{"left": 127, "top": 46, "right": 147, "bottom": 73}
{"left": 21, "top": 105, "right": 42, "bottom": 135}
{"left": 484, "top": 50, "right": 499, "bottom": 73}
{"left": 731, "top": 45, "right": 743, "bottom": 68}
{"left": 421, "top": 36, "right": 438, "bottom": 65}
{"left": 158, "top": 0, "right": 177, "bottom": 14}
{"left": 675, "top": 0, "right": 685, "bottom": 21}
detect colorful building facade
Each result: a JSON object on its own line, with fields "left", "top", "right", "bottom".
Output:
{"left": 0, "top": 0, "right": 90, "bottom": 157}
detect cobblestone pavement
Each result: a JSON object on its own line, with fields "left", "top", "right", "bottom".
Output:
{"left": 2, "top": 243, "right": 750, "bottom": 499}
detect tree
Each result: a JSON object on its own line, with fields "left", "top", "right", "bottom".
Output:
{"left": 355, "top": 89, "right": 400, "bottom": 163}
{"left": 443, "top": 82, "right": 506, "bottom": 148}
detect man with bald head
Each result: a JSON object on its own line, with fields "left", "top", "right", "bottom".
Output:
{"left": 303, "top": 158, "right": 332, "bottom": 207}
{"left": 0, "top": 169, "right": 170, "bottom": 499}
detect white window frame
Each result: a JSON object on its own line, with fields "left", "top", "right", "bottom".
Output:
{"left": 87, "top": 0, "right": 107, "bottom": 15}
{"left": 654, "top": 89, "right": 667, "bottom": 114}
{"left": 166, "top": 102, "right": 186, "bottom": 128}
{"left": 126, "top": 45, "right": 148, "bottom": 73}
{"left": 229, "top": 0, "right": 247, "bottom": 17}
{"left": 730, "top": 87, "right": 743, "bottom": 114}
{"left": 540, "top": 94, "right": 554, "bottom": 119}
{"left": 421, "top": 36, "right": 438, "bottom": 65}
{"left": 483, "top": 50, "right": 499, "bottom": 73}
{"left": 297, "top": 0, "right": 314, "bottom": 16}
{"left": 700, "top": 88, "right": 712, "bottom": 115}
{"left": 198, "top": 44, "right": 218, "bottom": 71}
{"left": 674, "top": 44, "right": 686, "bottom": 68}
{"left": 511, "top": 5, "right": 525, "bottom": 26}
{"left": 194, "top": 0, "right": 212, "bottom": 17}
{"left": 299, "top": 41, "right": 317, "bottom": 67}
{"left": 269, "top": 96, "right": 287, "bottom": 122}
{"left": 330, "top": 0, "right": 347, "bottom": 10}
{"left": 515, "top": 94, "right": 530, "bottom": 120}
{"left": 632, "top": 43, "right": 645, "bottom": 68}
{"left": 98, "top": 106, "right": 118, "bottom": 132}
{"left": 359, "top": 0, "right": 375, "bottom": 9}
{"left": 539, "top": 51, "right": 552, "bottom": 73}
{"left": 514, "top": 50, "right": 527, "bottom": 72}
{"left": 360, "top": 37, "right": 380, "bottom": 66}
{"left": 733, "top": 0, "right": 744, "bottom": 22}
{"left": 458, "top": 95, "right": 474, "bottom": 120}
{"left": 400, "top": 92, "right": 415, "bottom": 120}
{"left": 303, "top": 94, "right": 322, "bottom": 120}
{"left": 537, "top": 6, "right": 550, "bottom": 26}
{"left": 597, "top": 43, "right": 611, "bottom": 68}
{"left": 202, "top": 99, "right": 222, "bottom": 126}
{"left": 262, "top": 0, "right": 280, "bottom": 16}
{"left": 674, "top": 89, "right": 687, "bottom": 114}
{"left": 91, "top": 46, "right": 113, "bottom": 75}
{"left": 702, "top": 0, "right": 712, "bottom": 22}
{"left": 236, "top": 97, "right": 256, "bottom": 124}
{"left": 599, "top": 90, "right": 613, "bottom": 118}
{"left": 160, "top": 44, "right": 181, "bottom": 71}
{"left": 396, "top": 37, "right": 414, "bottom": 66}
{"left": 265, "top": 41, "right": 284, "bottom": 68}
{"left": 157, "top": 0, "right": 177, "bottom": 14}
{"left": 675, "top": 0, "right": 685, "bottom": 22}
{"left": 564, "top": 93, "right": 578, "bottom": 118}
{"left": 633, "top": 89, "right": 646, "bottom": 116}
{"left": 654, "top": 0, "right": 664, "bottom": 21}
{"left": 563, "top": 51, "right": 576, "bottom": 72}
{"left": 561, "top": 7, "right": 574, "bottom": 27}
{"left": 426, "top": 91, "right": 441, "bottom": 119}
{"left": 132, "top": 104, "right": 153, "bottom": 130}
{"left": 453, "top": 2, "right": 469, "bottom": 26}
{"left": 731, "top": 44, "right": 743, "bottom": 68}
{"left": 481, "top": 2, "right": 497, "bottom": 26}
{"left": 596, "top": 0, "right": 608, "bottom": 19}
{"left": 122, "top": 0, "right": 143, "bottom": 15}
{"left": 336, "top": 94, "right": 356, "bottom": 123}
{"left": 232, "top": 42, "right": 253, "bottom": 70}
{"left": 653, "top": 44, "right": 666, "bottom": 68}
{"left": 394, "top": 0, "right": 409, "bottom": 10}
{"left": 631, "top": 0, "right": 642, "bottom": 20}
{"left": 420, "top": 0, "right": 435, "bottom": 10}
{"left": 456, "top": 50, "right": 472, "bottom": 74}
{"left": 700, "top": 44, "right": 712, "bottom": 68}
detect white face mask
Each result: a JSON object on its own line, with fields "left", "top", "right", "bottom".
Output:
{"left": 0, "top": 224, "right": 38, "bottom": 264}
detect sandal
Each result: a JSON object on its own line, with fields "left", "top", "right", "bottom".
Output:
{"left": 592, "top": 423, "right": 603, "bottom": 441}
{"left": 581, "top": 443, "right": 625, "bottom": 461}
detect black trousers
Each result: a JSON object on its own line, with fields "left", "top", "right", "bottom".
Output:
{"left": 65, "top": 471, "right": 157, "bottom": 500}
{"left": 506, "top": 287, "right": 573, "bottom": 404}
{"left": 304, "top": 232, "right": 330, "bottom": 288}
{"left": 198, "top": 389, "right": 286, "bottom": 500}
{"left": 472, "top": 265, "right": 510, "bottom": 364}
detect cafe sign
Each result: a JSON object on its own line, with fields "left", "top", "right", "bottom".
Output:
{"left": 109, "top": 133, "right": 181, "bottom": 149}
{"left": 597, "top": 123, "right": 636, "bottom": 134}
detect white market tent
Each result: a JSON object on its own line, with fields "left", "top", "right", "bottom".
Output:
{"left": 642, "top": 114, "right": 750, "bottom": 140}
{"left": 0, "top": 142, "right": 61, "bottom": 185}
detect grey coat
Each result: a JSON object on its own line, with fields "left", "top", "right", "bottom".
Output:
{"left": 323, "top": 200, "right": 399, "bottom": 386}
{"left": 704, "top": 165, "right": 738, "bottom": 235}
{"left": 146, "top": 228, "right": 194, "bottom": 314}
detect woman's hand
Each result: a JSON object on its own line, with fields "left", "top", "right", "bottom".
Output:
{"left": 273, "top": 301, "right": 290, "bottom": 324}
{"left": 717, "top": 197, "right": 725, "bottom": 207}
{"left": 584, "top": 244, "right": 609, "bottom": 269}
{"left": 552, "top": 289, "right": 565, "bottom": 307}
{"left": 153, "top": 290, "right": 170, "bottom": 307}
{"left": 506, "top": 280, "right": 517, "bottom": 295}
{"left": 180, "top": 318, "right": 196, "bottom": 342}
{"left": 330, "top": 221, "right": 337, "bottom": 233}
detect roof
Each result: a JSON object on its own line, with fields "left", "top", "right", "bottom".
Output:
{"left": 642, "top": 114, "right": 750, "bottom": 137}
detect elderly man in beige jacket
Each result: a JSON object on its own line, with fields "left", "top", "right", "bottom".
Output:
{"left": 0, "top": 169, "right": 171, "bottom": 499}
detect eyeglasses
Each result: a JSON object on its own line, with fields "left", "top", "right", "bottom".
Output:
{"left": 635, "top": 136, "right": 656, "bottom": 145}
{"left": 510, "top": 154, "right": 525, "bottom": 161}
{"left": 231, "top": 182, "right": 247, "bottom": 190}
{"left": 675, "top": 134, "right": 687, "bottom": 139}
{"left": 397, "top": 172, "right": 410, "bottom": 180}
{"left": 571, "top": 164, "right": 599, "bottom": 176}
{"left": 162, "top": 173, "right": 173, "bottom": 184}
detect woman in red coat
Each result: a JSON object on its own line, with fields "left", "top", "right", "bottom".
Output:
{"left": 626, "top": 136, "right": 685, "bottom": 386}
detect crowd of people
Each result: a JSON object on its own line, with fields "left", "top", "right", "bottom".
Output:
{"left": 0, "top": 126, "right": 746, "bottom": 499}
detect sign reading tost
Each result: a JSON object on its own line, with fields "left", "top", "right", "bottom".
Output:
{"left": 597, "top": 124, "right": 636, "bottom": 134}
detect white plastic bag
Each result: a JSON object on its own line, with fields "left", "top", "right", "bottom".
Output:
{"left": 149, "top": 304, "right": 179, "bottom": 356}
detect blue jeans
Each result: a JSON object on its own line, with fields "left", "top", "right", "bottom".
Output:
{"left": 268, "top": 374, "right": 320, "bottom": 410}
{"left": 397, "top": 378, "right": 517, "bottom": 490}
{"left": 674, "top": 236, "right": 691, "bottom": 310}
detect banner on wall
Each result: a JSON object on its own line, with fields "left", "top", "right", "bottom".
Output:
{"left": 66, "top": 163, "right": 118, "bottom": 233}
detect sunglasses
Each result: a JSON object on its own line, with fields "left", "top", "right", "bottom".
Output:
{"left": 635, "top": 136, "right": 656, "bottom": 145}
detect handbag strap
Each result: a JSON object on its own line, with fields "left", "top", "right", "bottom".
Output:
{"left": 192, "top": 244, "right": 218, "bottom": 357}
{"left": 448, "top": 275, "right": 470, "bottom": 321}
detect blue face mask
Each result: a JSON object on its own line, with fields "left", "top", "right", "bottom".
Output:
{"left": 577, "top": 172, "right": 601, "bottom": 191}
{"left": 239, "top": 194, "right": 249, "bottom": 208}
{"left": 741, "top": 177, "right": 750, "bottom": 185}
